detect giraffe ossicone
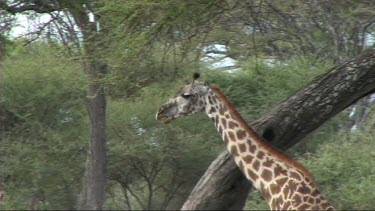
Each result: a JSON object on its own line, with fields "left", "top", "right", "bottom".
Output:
{"left": 156, "top": 73, "right": 334, "bottom": 210}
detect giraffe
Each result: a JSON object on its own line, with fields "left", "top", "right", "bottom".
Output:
{"left": 156, "top": 73, "right": 334, "bottom": 210}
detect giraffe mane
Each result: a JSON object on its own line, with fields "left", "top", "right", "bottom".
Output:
{"left": 210, "top": 85, "right": 315, "bottom": 183}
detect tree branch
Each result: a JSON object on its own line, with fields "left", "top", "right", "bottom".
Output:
{"left": 0, "top": 0, "right": 58, "bottom": 14}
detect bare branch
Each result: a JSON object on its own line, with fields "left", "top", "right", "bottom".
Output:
{"left": 0, "top": 0, "right": 58, "bottom": 14}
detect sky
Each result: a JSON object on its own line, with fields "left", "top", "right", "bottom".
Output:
{"left": 202, "top": 44, "right": 238, "bottom": 71}
{"left": 10, "top": 13, "right": 52, "bottom": 38}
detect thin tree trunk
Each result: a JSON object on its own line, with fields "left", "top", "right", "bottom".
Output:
{"left": 122, "top": 187, "right": 132, "bottom": 210}
{"left": 80, "top": 82, "right": 107, "bottom": 210}
{"left": 182, "top": 47, "right": 375, "bottom": 210}
{"left": 73, "top": 11, "right": 108, "bottom": 210}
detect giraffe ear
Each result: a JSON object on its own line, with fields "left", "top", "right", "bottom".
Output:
{"left": 193, "top": 72, "right": 200, "bottom": 80}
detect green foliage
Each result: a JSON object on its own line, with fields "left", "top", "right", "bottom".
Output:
{"left": 103, "top": 44, "right": 198, "bottom": 99}
{"left": 300, "top": 129, "right": 375, "bottom": 210}
{"left": 244, "top": 190, "right": 269, "bottom": 210}
{"left": 2, "top": 44, "right": 87, "bottom": 125}
{"left": 0, "top": 43, "right": 88, "bottom": 209}
{"left": 204, "top": 57, "right": 331, "bottom": 120}
{"left": 96, "top": 0, "right": 231, "bottom": 100}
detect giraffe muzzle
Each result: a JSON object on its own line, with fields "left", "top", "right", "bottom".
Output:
{"left": 156, "top": 107, "right": 174, "bottom": 124}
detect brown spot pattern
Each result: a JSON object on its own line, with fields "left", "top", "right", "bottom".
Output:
{"left": 273, "top": 197, "right": 283, "bottom": 210}
{"left": 297, "top": 183, "right": 311, "bottom": 194}
{"left": 219, "top": 105, "right": 225, "bottom": 115}
{"left": 223, "top": 134, "right": 229, "bottom": 145}
{"left": 243, "top": 155, "right": 254, "bottom": 164}
{"left": 283, "top": 186, "right": 290, "bottom": 199}
{"left": 288, "top": 180, "right": 298, "bottom": 193}
{"left": 228, "top": 131, "right": 236, "bottom": 142}
{"left": 321, "top": 202, "right": 330, "bottom": 209}
{"left": 270, "top": 183, "right": 281, "bottom": 195}
{"left": 208, "top": 96, "right": 213, "bottom": 105}
{"left": 263, "top": 157, "right": 273, "bottom": 167}
{"left": 247, "top": 169, "right": 258, "bottom": 181}
{"left": 222, "top": 104, "right": 228, "bottom": 112}
{"left": 298, "top": 204, "right": 309, "bottom": 210}
{"left": 238, "top": 143, "right": 247, "bottom": 153}
{"left": 303, "top": 196, "right": 309, "bottom": 202}
{"left": 276, "top": 177, "right": 288, "bottom": 187}
{"left": 290, "top": 171, "right": 302, "bottom": 181}
{"left": 256, "top": 151, "right": 265, "bottom": 160}
{"left": 307, "top": 197, "right": 314, "bottom": 204}
{"left": 236, "top": 129, "right": 246, "bottom": 140}
{"left": 249, "top": 143, "right": 257, "bottom": 153}
{"left": 293, "top": 194, "right": 302, "bottom": 206}
{"left": 228, "top": 121, "right": 239, "bottom": 129}
{"left": 281, "top": 201, "right": 291, "bottom": 210}
{"left": 209, "top": 87, "right": 333, "bottom": 210}
{"left": 252, "top": 160, "right": 260, "bottom": 171}
{"left": 221, "top": 118, "right": 227, "bottom": 128}
{"left": 311, "top": 189, "right": 319, "bottom": 197}
{"left": 260, "top": 182, "right": 271, "bottom": 201}
{"left": 261, "top": 169, "right": 272, "bottom": 182}
{"left": 305, "top": 176, "right": 310, "bottom": 183}
{"left": 230, "top": 145, "right": 239, "bottom": 156}
{"left": 274, "top": 164, "right": 287, "bottom": 177}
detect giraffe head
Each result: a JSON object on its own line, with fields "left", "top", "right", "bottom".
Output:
{"left": 156, "top": 73, "right": 210, "bottom": 123}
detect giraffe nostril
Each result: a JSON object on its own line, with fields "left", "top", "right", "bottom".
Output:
{"left": 156, "top": 107, "right": 165, "bottom": 120}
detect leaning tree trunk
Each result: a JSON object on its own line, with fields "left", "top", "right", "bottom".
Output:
{"left": 182, "top": 47, "right": 375, "bottom": 210}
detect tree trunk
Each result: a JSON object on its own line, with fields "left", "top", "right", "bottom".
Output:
{"left": 72, "top": 11, "right": 108, "bottom": 210}
{"left": 182, "top": 47, "right": 375, "bottom": 210}
{"left": 80, "top": 81, "right": 107, "bottom": 210}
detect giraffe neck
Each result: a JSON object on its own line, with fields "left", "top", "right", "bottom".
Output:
{"left": 204, "top": 86, "right": 271, "bottom": 191}
{"left": 203, "top": 86, "right": 335, "bottom": 210}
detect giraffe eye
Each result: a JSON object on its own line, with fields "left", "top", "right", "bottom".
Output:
{"left": 181, "top": 93, "right": 192, "bottom": 99}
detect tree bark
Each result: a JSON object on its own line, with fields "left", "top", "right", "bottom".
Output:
{"left": 182, "top": 47, "right": 375, "bottom": 210}
{"left": 73, "top": 12, "right": 108, "bottom": 210}
{"left": 80, "top": 81, "right": 107, "bottom": 210}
